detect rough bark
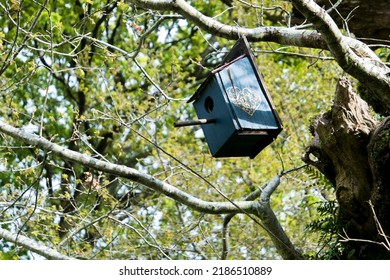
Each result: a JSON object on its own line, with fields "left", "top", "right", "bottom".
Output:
{"left": 304, "top": 77, "right": 390, "bottom": 258}
{"left": 368, "top": 117, "right": 390, "bottom": 242}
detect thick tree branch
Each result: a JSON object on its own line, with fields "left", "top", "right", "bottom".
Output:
{"left": 222, "top": 175, "right": 303, "bottom": 260}
{"left": 129, "top": 0, "right": 387, "bottom": 58}
{"left": 257, "top": 176, "right": 303, "bottom": 259}
{"left": 0, "top": 226, "right": 75, "bottom": 260}
{"left": 221, "top": 184, "right": 263, "bottom": 259}
{"left": 0, "top": 120, "right": 303, "bottom": 259}
{"left": 0, "top": 120, "right": 256, "bottom": 215}
{"left": 130, "top": 0, "right": 390, "bottom": 113}
{"left": 291, "top": 0, "right": 390, "bottom": 113}
{"left": 130, "top": 0, "right": 328, "bottom": 49}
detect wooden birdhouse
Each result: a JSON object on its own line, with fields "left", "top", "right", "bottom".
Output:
{"left": 175, "top": 36, "right": 282, "bottom": 158}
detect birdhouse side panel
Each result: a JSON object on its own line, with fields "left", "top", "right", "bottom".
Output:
{"left": 216, "top": 57, "right": 280, "bottom": 130}
{"left": 193, "top": 77, "right": 238, "bottom": 156}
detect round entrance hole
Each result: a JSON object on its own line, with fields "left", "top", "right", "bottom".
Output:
{"left": 205, "top": 96, "right": 214, "bottom": 113}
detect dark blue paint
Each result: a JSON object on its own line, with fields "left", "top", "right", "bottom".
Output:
{"left": 190, "top": 37, "right": 282, "bottom": 158}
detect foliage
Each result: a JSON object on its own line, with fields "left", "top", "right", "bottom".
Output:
{"left": 0, "top": 0, "right": 385, "bottom": 260}
{"left": 302, "top": 166, "right": 340, "bottom": 259}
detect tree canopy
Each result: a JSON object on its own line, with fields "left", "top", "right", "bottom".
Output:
{"left": 0, "top": 0, "right": 389, "bottom": 260}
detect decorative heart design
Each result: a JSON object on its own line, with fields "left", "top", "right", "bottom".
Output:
{"left": 226, "top": 86, "right": 262, "bottom": 116}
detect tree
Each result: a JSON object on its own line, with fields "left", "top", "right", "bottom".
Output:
{"left": 0, "top": 0, "right": 388, "bottom": 260}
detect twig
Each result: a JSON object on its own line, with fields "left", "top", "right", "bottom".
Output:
{"left": 281, "top": 164, "right": 308, "bottom": 176}
{"left": 255, "top": 48, "right": 334, "bottom": 60}
{"left": 339, "top": 201, "right": 390, "bottom": 251}
{"left": 82, "top": 34, "right": 185, "bottom": 101}
{"left": 108, "top": 215, "right": 171, "bottom": 259}
{"left": 368, "top": 200, "right": 390, "bottom": 249}
{"left": 339, "top": 228, "right": 390, "bottom": 251}
{"left": 0, "top": 0, "right": 50, "bottom": 76}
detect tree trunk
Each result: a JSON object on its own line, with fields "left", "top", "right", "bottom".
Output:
{"left": 304, "top": 77, "right": 390, "bottom": 259}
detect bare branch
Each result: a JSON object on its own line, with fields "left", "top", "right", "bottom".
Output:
{"left": 108, "top": 215, "right": 171, "bottom": 259}
{"left": 0, "top": 118, "right": 304, "bottom": 259}
{"left": 339, "top": 201, "right": 390, "bottom": 252}
{"left": 221, "top": 214, "right": 233, "bottom": 260}
{"left": 339, "top": 228, "right": 390, "bottom": 251}
{"left": 0, "top": 0, "right": 49, "bottom": 76}
{"left": 129, "top": 0, "right": 328, "bottom": 49}
{"left": 256, "top": 175, "right": 304, "bottom": 259}
{"left": 129, "top": 0, "right": 390, "bottom": 113}
{"left": 221, "top": 185, "right": 263, "bottom": 259}
{"left": 368, "top": 200, "right": 390, "bottom": 249}
{"left": 222, "top": 174, "right": 304, "bottom": 260}
{"left": 0, "top": 119, "right": 256, "bottom": 215}
{"left": 291, "top": 0, "right": 390, "bottom": 112}
{"left": 0, "top": 226, "right": 75, "bottom": 260}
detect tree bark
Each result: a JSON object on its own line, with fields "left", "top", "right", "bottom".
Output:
{"left": 0, "top": 227, "right": 75, "bottom": 260}
{"left": 304, "top": 77, "right": 390, "bottom": 259}
{"left": 368, "top": 117, "right": 390, "bottom": 245}
{"left": 291, "top": 0, "right": 390, "bottom": 116}
{"left": 292, "top": 0, "right": 390, "bottom": 44}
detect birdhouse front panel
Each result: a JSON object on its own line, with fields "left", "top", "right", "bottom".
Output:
{"left": 186, "top": 36, "right": 282, "bottom": 158}
{"left": 215, "top": 56, "right": 280, "bottom": 131}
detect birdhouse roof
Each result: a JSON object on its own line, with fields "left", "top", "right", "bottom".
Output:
{"left": 188, "top": 36, "right": 259, "bottom": 103}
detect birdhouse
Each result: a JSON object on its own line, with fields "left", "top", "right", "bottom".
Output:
{"left": 175, "top": 36, "right": 282, "bottom": 158}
